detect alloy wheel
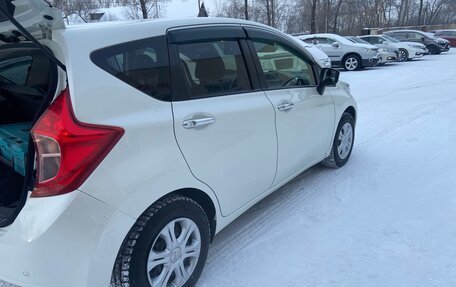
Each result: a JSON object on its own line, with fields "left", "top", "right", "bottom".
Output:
{"left": 345, "top": 57, "right": 359, "bottom": 71}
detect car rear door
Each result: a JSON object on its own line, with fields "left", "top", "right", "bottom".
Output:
{"left": 245, "top": 27, "right": 335, "bottom": 185}
{"left": 169, "top": 26, "right": 277, "bottom": 216}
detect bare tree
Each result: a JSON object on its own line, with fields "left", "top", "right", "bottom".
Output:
{"left": 217, "top": 0, "right": 456, "bottom": 35}
{"left": 53, "top": 0, "right": 98, "bottom": 23}
{"left": 122, "top": 0, "right": 169, "bottom": 19}
{"left": 310, "top": 0, "right": 317, "bottom": 33}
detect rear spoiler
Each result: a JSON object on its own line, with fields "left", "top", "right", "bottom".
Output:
{"left": 0, "top": 0, "right": 66, "bottom": 71}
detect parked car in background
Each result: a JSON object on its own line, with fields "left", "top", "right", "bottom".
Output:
{"left": 0, "top": 1, "right": 358, "bottom": 287}
{"left": 345, "top": 36, "right": 398, "bottom": 65}
{"left": 384, "top": 30, "right": 450, "bottom": 54}
{"left": 359, "top": 35, "right": 427, "bottom": 62}
{"left": 433, "top": 30, "right": 456, "bottom": 47}
{"left": 297, "top": 33, "right": 379, "bottom": 71}
{"left": 292, "top": 37, "right": 331, "bottom": 68}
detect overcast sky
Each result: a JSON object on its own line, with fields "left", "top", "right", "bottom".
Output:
{"left": 163, "top": 0, "right": 219, "bottom": 18}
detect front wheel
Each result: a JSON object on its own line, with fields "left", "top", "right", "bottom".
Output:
{"left": 428, "top": 45, "right": 441, "bottom": 55}
{"left": 112, "top": 195, "right": 210, "bottom": 287}
{"left": 322, "top": 113, "right": 355, "bottom": 168}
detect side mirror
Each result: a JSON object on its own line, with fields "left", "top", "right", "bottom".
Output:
{"left": 317, "top": 68, "right": 340, "bottom": 95}
{"left": 421, "top": 37, "right": 425, "bottom": 42}
{"left": 332, "top": 41, "right": 340, "bottom": 48}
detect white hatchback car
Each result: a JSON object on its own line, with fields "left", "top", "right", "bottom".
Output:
{"left": 0, "top": 1, "right": 357, "bottom": 287}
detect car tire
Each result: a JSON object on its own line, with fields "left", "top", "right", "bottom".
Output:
{"left": 428, "top": 45, "right": 441, "bottom": 55}
{"left": 322, "top": 113, "right": 355, "bottom": 168}
{"left": 398, "top": 49, "right": 408, "bottom": 62}
{"left": 112, "top": 195, "right": 210, "bottom": 287}
{"left": 343, "top": 55, "right": 361, "bottom": 71}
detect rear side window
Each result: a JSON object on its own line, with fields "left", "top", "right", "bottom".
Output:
{"left": 407, "top": 32, "right": 422, "bottom": 40}
{"left": 91, "top": 36, "right": 171, "bottom": 101}
{"left": 393, "top": 32, "right": 406, "bottom": 40}
{"left": 0, "top": 56, "right": 32, "bottom": 85}
{"left": 364, "top": 37, "right": 379, "bottom": 44}
{"left": 177, "top": 40, "right": 251, "bottom": 99}
{"left": 316, "top": 37, "right": 335, "bottom": 44}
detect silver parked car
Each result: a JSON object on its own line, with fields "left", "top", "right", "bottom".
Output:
{"left": 297, "top": 33, "right": 379, "bottom": 71}
{"left": 345, "top": 36, "right": 398, "bottom": 65}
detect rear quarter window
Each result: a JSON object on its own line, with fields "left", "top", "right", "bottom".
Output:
{"left": 90, "top": 36, "right": 171, "bottom": 101}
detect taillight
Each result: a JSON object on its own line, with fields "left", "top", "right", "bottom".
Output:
{"left": 30, "top": 88, "right": 124, "bottom": 197}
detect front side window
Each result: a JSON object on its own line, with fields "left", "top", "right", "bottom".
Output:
{"left": 252, "top": 39, "right": 316, "bottom": 89}
{"left": 91, "top": 36, "right": 171, "bottom": 101}
{"left": 177, "top": 40, "right": 251, "bottom": 99}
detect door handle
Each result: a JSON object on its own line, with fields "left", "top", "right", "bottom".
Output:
{"left": 182, "top": 117, "right": 215, "bottom": 129}
{"left": 278, "top": 103, "right": 294, "bottom": 112}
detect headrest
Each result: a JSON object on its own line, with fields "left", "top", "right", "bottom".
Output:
{"left": 195, "top": 56, "right": 225, "bottom": 80}
{"left": 131, "top": 54, "right": 155, "bottom": 70}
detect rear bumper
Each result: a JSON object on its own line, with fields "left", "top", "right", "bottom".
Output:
{"left": 0, "top": 191, "right": 134, "bottom": 287}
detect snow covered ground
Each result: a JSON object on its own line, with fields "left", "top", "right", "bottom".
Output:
{"left": 197, "top": 49, "right": 456, "bottom": 287}
{"left": 1, "top": 50, "right": 456, "bottom": 286}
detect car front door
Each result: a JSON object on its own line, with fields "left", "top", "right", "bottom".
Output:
{"left": 315, "top": 37, "right": 341, "bottom": 61}
{"left": 169, "top": 27, "right": 277, "bottom": 216}
{"left": 246, "top": 27, "right": 335, "bottom": 185}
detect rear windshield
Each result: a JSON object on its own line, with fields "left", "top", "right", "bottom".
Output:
{"left": 91, "top": 36, "right": 171, "bottom": 102}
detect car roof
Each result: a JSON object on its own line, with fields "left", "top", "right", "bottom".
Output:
{"left": 297, "top": 33, "right": 339, "bottom": 38}
{"left": 385, "top": 29, "right": 425, "bottom": 33}
{"left": 64, "top": 17, "right": 269, "bottom": 33}
{"left": 54, "top": 17, "right": 275, "bottom": 53}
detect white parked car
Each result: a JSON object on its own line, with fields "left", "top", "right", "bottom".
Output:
{"left": 359, "top": 35, "right": 427, "bottom": 62}
{"left": 0, "top": 1, "right": 357, "bottom": 287}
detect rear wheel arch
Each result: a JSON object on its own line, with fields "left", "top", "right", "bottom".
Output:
{"left": 172, "top": 188, "right": 217, "bottom": 242}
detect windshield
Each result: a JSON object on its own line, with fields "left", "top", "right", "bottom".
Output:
{"left": 382, "top": 35, "right": 400, "bottom": 43}
{"left": 345, "top": 36, "right": 371, "bottom": 45}
{"left": 330, "top": 34, "right": 355, "bottom": 45}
